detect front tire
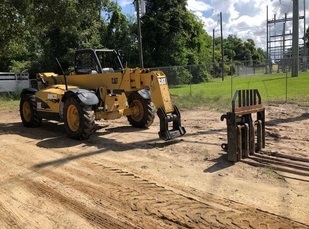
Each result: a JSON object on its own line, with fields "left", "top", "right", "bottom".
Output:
{"left": 63, "top": 96, "right": 95, "bottom": 139}
{"left": 127, "top": 92, "right": 156, "bottom": 128}
{"left": 20, "top": 94, "right": 42, "bottom": 127}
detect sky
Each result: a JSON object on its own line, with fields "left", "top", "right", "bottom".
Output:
{"left": 116, "top": 0, "right": 309, "bottom": 50}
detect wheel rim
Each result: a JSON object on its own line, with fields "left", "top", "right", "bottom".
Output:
{"left": 131, "top": 100, "right": 144, "bottom": 122}
{"left": 22, "top": 101, "right": 32, "bottom": 122}
{"left": 67, "top": 104, "right": 80, "bottom": 132}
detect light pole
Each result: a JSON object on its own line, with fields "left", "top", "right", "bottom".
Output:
{"left": 134, "top": 0, "right": 144, "bottom": 68}
{"left": 220, "top": 12, "right": 224, "bottom": 81}
{"left": 291, "top": 0, "right": 299, "bottom": 77}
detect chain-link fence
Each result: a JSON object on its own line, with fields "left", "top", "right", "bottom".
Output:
{"left": 149, "top": 64, "right": 214, "bottom": 86}
{"left": 150, "top": 56, "right": 308, "bottom": 104}
{"left": 150, "top": 56, "right": 308, "bottom": 84}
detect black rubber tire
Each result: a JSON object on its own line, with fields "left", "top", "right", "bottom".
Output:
{"left": 63, "top": 96, "right": 95, "bottom": 139}
{"left": 20, "top": 94, "right": 42, "bottom": 127}
{"left": 127, "top": 92, "right": 156, "bottom": 128}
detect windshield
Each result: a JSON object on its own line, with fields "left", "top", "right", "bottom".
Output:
{"left": 96, "top": 50, "right": 123, "bottom": 71}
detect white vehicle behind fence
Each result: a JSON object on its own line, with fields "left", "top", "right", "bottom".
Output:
{"left": 0, "top": 72, "right": 30, "bottom": 93}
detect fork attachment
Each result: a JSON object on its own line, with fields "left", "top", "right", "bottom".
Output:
{"left": 157, "top": 105, "right": 186, "bottom": 141}
{"left": 221, "top": 89, "right": 265, "bottom": 162}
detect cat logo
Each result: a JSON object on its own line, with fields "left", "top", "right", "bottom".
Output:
{"left": 111, "top": 77, "right": 118, "bottom": 84}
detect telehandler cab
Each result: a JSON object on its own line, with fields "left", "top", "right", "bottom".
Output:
{"left": 20, "top": 48, "right": 186, "bottom": 140}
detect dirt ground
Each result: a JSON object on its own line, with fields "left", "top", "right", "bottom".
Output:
{"left": 0, "top": 103, "right": 309, "bottom": 228}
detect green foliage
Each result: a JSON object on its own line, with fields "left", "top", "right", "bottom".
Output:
{"left": 0, "top": 91, "right": 21, "bottom": 101}
{"left": 174, "top": 67, "right": 192, "bottom": 85}
{"left": 189, "top": 65, "right": 210, "bottom": 83}
{"left": 0, "top": 0, "right": 268, "bottom": 85}
{"left": 0, "top": 0, "right": 32, "bottom": 70}
{"left": 103, "top": 4, "right": 136, "bottom": 66}
{"left": 141, "top": 0, "right": 212, "bottom": 77}
{"left": 172, "top": 90, "right": 230, "bottom": 111}
{"left": 0, "top": 91, "right": 20, "bottom": 111}
{"left": 158, "top": 64, "right": 211, "bottom": 86}
{"left": 105, "top": 7, "right": 130, "bottom": 49}
{"left": 158, "top": 67, "right": 191, "bottom": 85}
{"left": 9, "top": 60, "right": 31, "bottom": 72}
{"left": 214, "top": 34, "right": 267, "bottom": 77}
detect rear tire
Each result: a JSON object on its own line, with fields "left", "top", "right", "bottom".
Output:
{"left": 63, "top": 96, "right": 95, "bottom": 139}
{"left": 20, "top": 94, "right": 42, "bottom": 127}
{"left": 127, "top": 92, "right": 155, "bottom": 128}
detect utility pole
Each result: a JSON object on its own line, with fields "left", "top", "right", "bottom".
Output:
{"left": 303, "top": 0, "right": 307, "bottom": 71}
{"left": 266, "top": 5, "right": 269, "bottom": 74}
{"left": 212, "top": 29, "right": 215, "bottom": 67}
{"left": 291, "top": 0, "right": 299, "bottom": 77}
{"left": 135, "top": 0, "right": 144, "bottom": 68}
{"left": 282, "top": 22, "right": 286, "bottom": 72}
{"left": 220, "top": 12, "right": 224, "bottom": 81}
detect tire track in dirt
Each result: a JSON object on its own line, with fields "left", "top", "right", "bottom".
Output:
{"left": 98, "top": 164, "right": 308, "bottom": 229}
{"left": 23, "top": 179, "right": 136, "bottom": 229}
{"left": 29, "top": 166, "right": 184, "bottom": 229}
{"left": 0, "top": 202, "right": 22, "bottom": 229}
{"left": 30, "top": 159, "right": 309, "bottom": 229}
{"left": 0, "top": 135, "right": 129, "bottom": 228}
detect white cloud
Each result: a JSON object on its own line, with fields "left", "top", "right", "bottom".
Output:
{"left": 193, "top": 11, "right": 218, "bottom": 30}
{"left": 187, "top": 0, "right": 212, "bottom": 12}
{"left": 186, "top": 0, "right": 309, "bottom": 50}
{"left": 118, "top": 0, "right": 132, "bottom": 8}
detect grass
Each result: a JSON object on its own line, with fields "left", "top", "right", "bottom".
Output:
{"left": 0, "top": 92, "right": 20, "bottom": 111}
{"left": 258, "top": 166, "right": 285, "bottom": 181}
{"left": 170, "top": 71, "right": 309, "bottom": 110}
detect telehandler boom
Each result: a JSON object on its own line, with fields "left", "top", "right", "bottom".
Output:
{"left": 20, "top": 48, "right": 186, "bottom": 140}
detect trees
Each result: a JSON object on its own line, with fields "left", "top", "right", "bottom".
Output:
{"left": 0, "top": 0, "right": 104, "bottom": 72}
{"left": 216, "top": 35, "right": 266, "bottom": 76}
{"left": 28, "top": 0, "right": 109, "bottom": 73}
{"left": 103, "top": 4, "right": 137, "bottom": 67}
{"left": 0, "top": 0, "right": 267, "bottom": 84}
{"left": 140, "top": 0, "right": 212, "bottom": 84}
{"left": 222, "top": 35, "right": 265, "bottom": 65}
{"left": 142, "top": 0, "right": 212, "bottom": 67}
{"left": 0, "top": 0, "right": 33, "bottom": 71}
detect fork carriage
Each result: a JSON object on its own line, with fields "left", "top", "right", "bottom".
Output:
{"left": 221, "top": 89, "right": 265, "bottom": 162}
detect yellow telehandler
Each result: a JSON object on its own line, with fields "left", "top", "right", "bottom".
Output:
{"left": 20, "top": 48, "right": 186, "bottom": 140}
